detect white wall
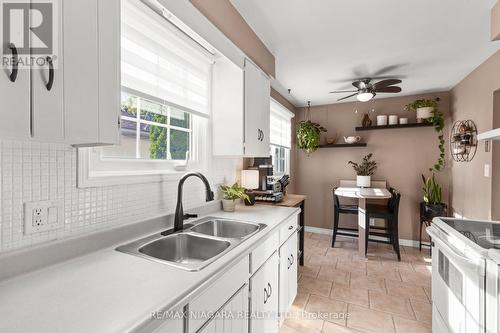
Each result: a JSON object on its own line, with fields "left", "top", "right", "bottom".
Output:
{"left": 0, "top": 140, "right": 241, "bottom": 253}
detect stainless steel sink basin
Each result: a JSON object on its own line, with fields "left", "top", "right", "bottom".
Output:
{"left": 190, "top": 219, "right": 260, "bottom": 239}
{"left": 116, "top": 217, "right": 266, "bottom": 271}
{"left": 139, "top": 234, "right": 230, "bottom": 264}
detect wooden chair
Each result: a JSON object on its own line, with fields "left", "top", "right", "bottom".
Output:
{"left": 331, "top": 186, "right": 358, "bottom": 247}
{"left": 364, "top": 187, "right": 401, "bottom": 260}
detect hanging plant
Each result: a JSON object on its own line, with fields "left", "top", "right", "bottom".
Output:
{"left": 407, "top": 97, "right": 445, "bottom": 172}
{"left": 428, "top": 98, "right": 445, "bottom": 172}
{"left": 296, "top": 102, "right": 327, "bottom": 154}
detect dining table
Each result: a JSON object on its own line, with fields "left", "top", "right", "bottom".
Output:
{"left": 334, "top": 186, "right": 392, "bottom": 256}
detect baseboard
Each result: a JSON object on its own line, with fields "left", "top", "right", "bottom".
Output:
{"left": 304, "top": 226, "right": 420, "bottom": 248}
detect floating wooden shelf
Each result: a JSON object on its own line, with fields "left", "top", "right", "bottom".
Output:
{"left": 355, "top": 123, "right": 433, "bottom": 131}
{"left": 318, "top": 143, "right": 367, "bottom": 148}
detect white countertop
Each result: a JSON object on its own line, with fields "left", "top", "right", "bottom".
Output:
{"left": 0, "top": 205, "right": 299, "bottom": 333}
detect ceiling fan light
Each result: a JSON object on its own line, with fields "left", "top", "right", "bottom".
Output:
{"left": 357, "top": 92, "right": 375, "bottom": 102}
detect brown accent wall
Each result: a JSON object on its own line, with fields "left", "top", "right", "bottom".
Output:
{"left": 450, "top": 50, "right": 500, "bottom": 220}
{"left": 294, "top": 92, "right": 451, "bottom": 241}
{"left": 190, "top": 0, "right": 276, "bottom": 77}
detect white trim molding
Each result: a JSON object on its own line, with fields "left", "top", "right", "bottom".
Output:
{"left": 304, "top": 226, "right": 420, "bottom": 248}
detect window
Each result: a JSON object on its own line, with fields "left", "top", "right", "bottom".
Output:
{"left": 78, "top": 0, "right": 214, "bottom": 187}
{"left": 100, "top": 92, "right": 192, "bottom": 161}
{"left": 269, "top": 99, "right": 295, "bottom": 175}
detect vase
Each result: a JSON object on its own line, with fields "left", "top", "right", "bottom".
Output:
{"left": 356, "top": 175, "right": 371, "bottom": 188}
{"left": 362, "top": 113, "right": 372, "bottom": 127}
{"left": 222, "top": 199, "right": 236, "bottom": 212}
{"left": 416, "top": 107, "right": 433, "bottom": 122}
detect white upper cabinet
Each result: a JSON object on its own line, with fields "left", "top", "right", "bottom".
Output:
{"left": 212, "top": 57, "right": 270, "bottom": 157}
{"left": 0, "top": 0, "right": 120, "bottom": 145}
{"left": 63, "top": 0, "right": 120, "bottom": 146}
{"left": 243, "top": 58, "right": 270, "bottom": 157}
{"left": 0, "top": 43, "right": 30, "bottom": 140}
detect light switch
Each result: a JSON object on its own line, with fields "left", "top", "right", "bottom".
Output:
{"left": 485, "top": 164, "right": 490, "bottom": 178}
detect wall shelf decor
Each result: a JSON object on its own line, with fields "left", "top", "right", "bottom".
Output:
{"left": 355, "top": 123, "right": 433, "bottom": 131}
{"left": 318, "top": 143, "right": 367, "bottom": 148}
{"left": 450, "top": 120, "right": 477, "bottom": 162}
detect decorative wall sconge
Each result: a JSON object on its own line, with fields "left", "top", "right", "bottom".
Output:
{"left": 450, "top": 120, "right": 477, "bottom": 162}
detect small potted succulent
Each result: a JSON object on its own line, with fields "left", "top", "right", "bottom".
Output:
{"left": 405, "top": 98, "right": 439, "bottom": 123}
{"left": 421, "top": 174, "right": 447, "bottom": 219}
{"left": 220, "top": 182, "right": 249, "bottom": 212}
{"left": 348, "top": 153, "right": 377, "bottom": 188}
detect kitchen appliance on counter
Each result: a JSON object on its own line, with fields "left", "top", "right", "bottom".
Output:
{"left": 427, "top": 217, "right": 500, "bottom": 333}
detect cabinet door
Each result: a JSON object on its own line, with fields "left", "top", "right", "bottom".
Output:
{"left": 31, "top": 0, "right": 64, "bottom": 142}
{"left": 243, "top": 59, "right": 270, "bottom": 157}
{"left": 198, "top": 285, "right": 249, "bottom": 333}
{"left": 212, "top": 56, "right": 244, "bottom": 156}
{"left": 279, "top": 232, "right": 298, "bottom": 322}
{"left": 250, "top": 252, "right": 279, "bottom": 333}
{"left": 63, "top": 0, "right": 120, "bottom": 145}
{"left": 153, "top": 306, "right": 184, "bottom": 333}
{"left": 0, "top": 41, "right": 30, "bottom": 139}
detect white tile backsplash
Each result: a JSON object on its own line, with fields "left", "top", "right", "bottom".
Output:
{"left": 0, "top": 141, "right": 241, "bottom": 253}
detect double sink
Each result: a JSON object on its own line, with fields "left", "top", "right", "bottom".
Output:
{"left": 116, "top": 217, "right": 266, "bottom": 271}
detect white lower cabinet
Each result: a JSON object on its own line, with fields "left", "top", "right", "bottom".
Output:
{"left": 153, "top": 306, "right": 185, "bottom": 333}
{"left": 249, "top": 252, "right": 279, "bottom": 333}
{"left": 198, "top": 285, "right": 249, "bottom": 333}
{"left": 279, "top": 232, "right": 298, "bottom": 325}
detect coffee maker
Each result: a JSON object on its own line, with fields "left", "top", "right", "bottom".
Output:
{"left": 249, "top": 157, "right": 284, "bottom": 203}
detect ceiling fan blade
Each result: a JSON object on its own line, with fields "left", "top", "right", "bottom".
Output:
{"left": 373, "top": 79, "right": 402, "bottom": 89}
{"left": 329, "top": 90, "right": 358, "bottom": 94}
{"left": 375, "top": 86, "right": 402, "bottom": 93}
{"left": 337, "top": 93, "right": 358, "bottom": 101}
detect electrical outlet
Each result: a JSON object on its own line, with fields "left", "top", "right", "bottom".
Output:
{"left": 24, "top": 200, "right": 63, "bottom": 234}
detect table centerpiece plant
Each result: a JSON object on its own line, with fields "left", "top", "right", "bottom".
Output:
{"left": 348, "top": 153, "right": 377, "bottom": 188}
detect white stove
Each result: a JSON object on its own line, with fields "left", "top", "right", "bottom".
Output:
{"left": 427, "top": 217, "right": 500, "bottom": 333}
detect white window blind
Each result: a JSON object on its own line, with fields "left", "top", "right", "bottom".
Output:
{"left": 270, "top": 99, "right": 295, "bottom": 148}
{"left": 121, "top": 0, "right": 213, "bottom": 118}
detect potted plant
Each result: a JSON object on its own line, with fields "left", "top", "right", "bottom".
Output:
{"left": 220, "top": 182, "right": 249, "bottom": 212}
{"left": 406, "top": 98, "right": 445, "bottom": 172}
{"left": 405, "top": 98, "right": 439, "bottom": 123}
{"left": 348, "top": 153, "right": 377, "bottom": 188}
{"left": 296, "top": 120, "right": 327, "bottom": 154}
{"left": 421, "top": 174, "right": 447, "bottom": 219}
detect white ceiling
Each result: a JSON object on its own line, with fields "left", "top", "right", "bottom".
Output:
{"left": 231, "top": 0, "right": 500, "bottom": 106}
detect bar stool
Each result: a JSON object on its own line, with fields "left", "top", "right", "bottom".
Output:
{"left": 365, "top": 187, "right": 401, "bottom": 260}
{"left": 332, "top": 187, "right": 358, "bottom": 247}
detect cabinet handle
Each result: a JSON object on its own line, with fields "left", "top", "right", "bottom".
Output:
{"left": 45, "top": 56, "right": 54, "bottom": 91}
{"left": 290, "top": 253, "right": 294, "bottom": 266}
{"left": 8, "top": 43, "right": 18, "bottom": 82}
{"left": 263, "top": 282, "right": 272, "bottom": 304}
{"left": 261, "top": 130, "right": 264, "bottom": 141}
{"left": 287, "top": 256, "right": 291, "bottom": 270}
{"left": 288, "top": 225, "right": 294, "bottom": 230}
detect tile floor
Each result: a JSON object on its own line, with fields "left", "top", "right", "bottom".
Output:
{"left": 280, "top": 232, "right": 432, "bottom": 333}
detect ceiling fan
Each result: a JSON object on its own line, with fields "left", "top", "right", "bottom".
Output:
{"left": 329, "top": 78, "right": 402, "bottom": 102}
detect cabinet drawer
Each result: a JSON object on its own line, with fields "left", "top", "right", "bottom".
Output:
{"left": 279, "top": 215, "right": 298, "bottom": 246}
{"left": 189, "top": 256, "right": 249, "bottom": 333}
{"left": 250, "top": 231, "right": 279, "bottom": 274}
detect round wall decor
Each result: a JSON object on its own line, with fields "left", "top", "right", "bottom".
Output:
{"left": 450, "top": 120, "right": 477, "bottom": 162}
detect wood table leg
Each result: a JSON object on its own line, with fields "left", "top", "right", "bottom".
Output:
{"left": 358, "top": 198, "right": 367, "bottom": 256}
